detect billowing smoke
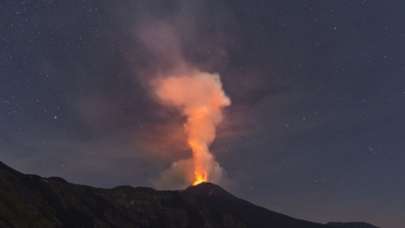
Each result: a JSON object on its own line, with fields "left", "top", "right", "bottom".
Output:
{"left": 152, "top": 70, "right": 231, "bottom": 186}
{"left": 126, "top": 0, "right": 235, "bottom": 188}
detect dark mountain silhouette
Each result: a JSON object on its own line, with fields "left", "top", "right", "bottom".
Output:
{"left": 327, "top": 222, "right": 379, "bottom": 228}
{"left": 0, "top": 161, "right": 378, "bottom": 228}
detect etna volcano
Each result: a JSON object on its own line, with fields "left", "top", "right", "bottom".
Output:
{"left": 0, "top": 161, "right": 378, "bottom": 228}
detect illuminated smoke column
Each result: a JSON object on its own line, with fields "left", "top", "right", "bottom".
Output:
{"left": 153, "top": 70, "right": 231, "bottom": 185}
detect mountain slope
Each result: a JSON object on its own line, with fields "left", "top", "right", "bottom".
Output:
{"left": 0, "top": 161, "right": 378, "bottom": 228}
{"left": 327, "top": 222, "right": 380, "bottom": 228}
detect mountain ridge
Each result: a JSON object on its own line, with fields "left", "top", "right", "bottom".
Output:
{"left": 0, "top": 161, "right": 379, "bottom": 228}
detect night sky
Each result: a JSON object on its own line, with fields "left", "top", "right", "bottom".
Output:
{"left": 1, "top": 1, "right": 404, "bottom": 227}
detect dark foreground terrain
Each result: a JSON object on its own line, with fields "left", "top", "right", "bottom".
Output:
{"left": 0, "top": 161, "right": 378, "bottom": 228}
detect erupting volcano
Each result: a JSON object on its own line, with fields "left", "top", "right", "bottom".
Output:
{"left": 153, "top": 70, "right": 231, "bottom": 185}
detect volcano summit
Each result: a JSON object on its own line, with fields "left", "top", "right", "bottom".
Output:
{"left": 0, "top": 161, "right": 377, "bottom": 228}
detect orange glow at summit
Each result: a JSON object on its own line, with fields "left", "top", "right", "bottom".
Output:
{"left": 153, "top": 70, "right": 231, "bottom": 185}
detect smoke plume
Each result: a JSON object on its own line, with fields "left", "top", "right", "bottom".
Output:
{"left": 153, "top": 70, "right": 231, "bottom": 186}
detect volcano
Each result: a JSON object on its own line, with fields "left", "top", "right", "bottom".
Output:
{"left": 0, "top": 161, "right": 378, "bottom": 228}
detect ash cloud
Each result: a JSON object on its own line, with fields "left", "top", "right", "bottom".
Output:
{"left": 123, "top": 0, "right": 236, "bottom": 188}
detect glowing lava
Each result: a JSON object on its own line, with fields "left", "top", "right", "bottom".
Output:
{"left": 192, "top": 172, "right": 207, "bottom": 185}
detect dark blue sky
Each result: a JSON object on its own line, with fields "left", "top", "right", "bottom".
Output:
{"left": 1, "top": 1, "right": 404, "bottom": 227}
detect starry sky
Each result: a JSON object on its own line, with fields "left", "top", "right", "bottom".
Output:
{"left": 1, "top": 1, "right": 404, "bottom": 227}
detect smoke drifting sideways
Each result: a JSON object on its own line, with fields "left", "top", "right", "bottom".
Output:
{"left": 152, "top": 71, "right": 231, "bottom": 187}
